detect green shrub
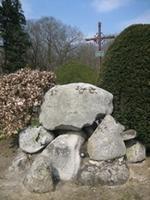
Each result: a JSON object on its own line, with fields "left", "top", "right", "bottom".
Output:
{"left": 56, "top": 61, "right": 97, "bottom": 84}
{"left": 30, "top": 117, "right": 40, "bottom": 127}
{"left": 98, "top": 24, "right": 150, "bottom": 145}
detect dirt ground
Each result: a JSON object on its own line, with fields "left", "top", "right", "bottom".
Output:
{"left": 0, "top": 138, "right": 150, "bottom": 200}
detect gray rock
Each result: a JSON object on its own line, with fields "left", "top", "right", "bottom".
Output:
{"left": 39, "top": 83, "right": 113, "bottom": 130}
{"left": 78, "top": 157, "right": 129, "bottom": 186}
{"left": 87, "top": 115, "right": 126, "bottom": 161}
{"left": 8, "top": 150, "right": 31, "bottom": 175}
{"left": 19, "top": 126, "right": 54, "bottom": 154}
{"left": 42, "top": 133, "right": 85, "bottom": 181}
{"left": 121, "top": 129, "right": 137, "bottom": 141}
{"left": 126, "top": 140, "right": 146, "bottom": 163}
{"left": 5, "top": 150, "right": 33, "bottom": 184}
{"left": 23, "top": 155, "right": 53, "bottom": 193}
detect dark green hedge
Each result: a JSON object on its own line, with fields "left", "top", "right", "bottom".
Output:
{"left": 98, "top": 24, "right": 150, "bottom": 145}
{"left": 56, "top": 61, "right": 97, "bottom": 85}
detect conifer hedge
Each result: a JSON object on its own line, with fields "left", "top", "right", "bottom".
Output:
{"left": 98, "top": 24, "right": 150, "bottom": 145}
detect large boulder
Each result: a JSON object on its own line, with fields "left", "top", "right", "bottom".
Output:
{"left": 126, "top": 140, "right": 146, "bottom": 163}
{"left": 87, "top": 115, "right": 126, "bottom": 161}
{"left": 23, "top": 155, "right": 53, "bottom": 193}
{"left": 19, "top": 126, "right": 54, "bottom": 154}
{"left": 78, "top": 157, "right": 129, "bottom": 186}
{"left": 39, "top": 83, "right": 113, "bottom": 130}
{"left": 42, "top": 133, "right": 85, "bottom": 181}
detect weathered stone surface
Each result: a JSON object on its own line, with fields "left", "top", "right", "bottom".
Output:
{"left": 19, "top": 126, "right": 54, "bottom": 154}
{"left": 126, "top": 140, "right": 146, "bottom": 163}
{"left": 8, "top": 150, "right": 31, "bottom": 174}
{"left": 121, "top": 129, "right": 137, "bottom": 141}
{"left": 23, "top": 155, "right": 53, "bottom": 193}
{"left": 87, "top": 115, "right": 126, "bottom": 161}
{"left": 42, "top": 133, "right": 85, "bottom": 181}
{"left": 78, "top": 157, "right": 129, "bottom": 186}
{"left": 39, "top": 83, "right": 113, "bottom": 130}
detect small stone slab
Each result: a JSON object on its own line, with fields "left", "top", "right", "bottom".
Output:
{"left": 78, "top": 157, "right": 129, "bottom": 186}
{"left": 24, "top": 156, "right": 53, "bottom": 193}
{"left": 19, "top": 126, "right": 54, "bottom": 154}
{"left": 126, "top": 140, "right": 146, "bottom": 163}
{"left": 8, "top": 150, "right": 31, "bottom": 175}
{"left": 121, "top": 129, "right": 137, "bottom": 141}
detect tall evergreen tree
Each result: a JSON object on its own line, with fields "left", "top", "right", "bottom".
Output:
{"left": 0, "top": 0, "right": 30, "bottom": 73}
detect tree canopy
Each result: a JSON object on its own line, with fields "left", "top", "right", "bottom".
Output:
{"left": 26, "top": 17, "right": 83, "bottom": 70}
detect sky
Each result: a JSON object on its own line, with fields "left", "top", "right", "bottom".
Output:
{"left": 21, "top": 0, "right": 150, "bottom": 36}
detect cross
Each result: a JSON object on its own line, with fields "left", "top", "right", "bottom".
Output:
{"left": 85, "top": 22, "right": 115, "bottom": 68}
